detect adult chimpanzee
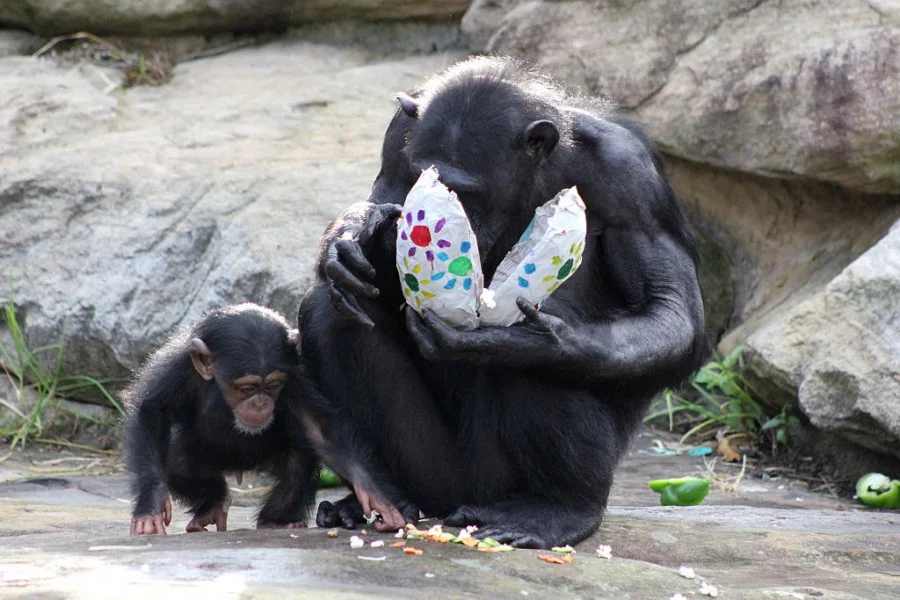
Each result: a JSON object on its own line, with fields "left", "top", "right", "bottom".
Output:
{"left": 124, "top": 303, "right": 319, "bottom": 535}
{"left": 298, "top": 56, "right": 705, "bottom": 548}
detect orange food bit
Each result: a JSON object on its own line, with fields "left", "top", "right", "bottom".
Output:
{"left": 403, "top": 547, "right": 424, "bottom": 556}
{"left": 538, "top": 554, "right": 573, "bottom": 564}
{"left": 390, "top": 541, "right": 406, "bottom": 548}
{"left": 460, "top": 537, "right": 479, "bottom": 547}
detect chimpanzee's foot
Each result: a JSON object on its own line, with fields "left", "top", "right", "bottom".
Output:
{"left": 317, "top": 492, "right": 419, "bottom": 532}
{"left": 317, "top": 494, "right": 362, "bottom": 529}
{"left": 186, "top": 503, "right": 229, "bottom": 532}
{"left": 444, "top": 499, "right": 602, "bottom": 549}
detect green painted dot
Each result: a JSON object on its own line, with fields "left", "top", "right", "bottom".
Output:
{"left": 448, "top": 256, "right": 473, "bottom": 276}
{"left": 404, "top": 273, "right": 420, "bottom": 292}
{"left": 557, "top": 258, "right": 574, "bottom": 280}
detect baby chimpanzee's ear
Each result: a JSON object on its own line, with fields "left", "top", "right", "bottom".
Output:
{"left": 189, "top": 338, "right": 215, "bottom": 381}
{"left": 523, "top": 120, "right": 559, "bottom": 159}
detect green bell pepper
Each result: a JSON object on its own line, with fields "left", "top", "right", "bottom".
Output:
{"left": 317, "top": 466, "right": 343, "bottom": 488}
{"left": 855, "top": 473, "right": 900, "bottom": 509}
{"left": 648, "top": 477, "right": 710, "bottom": 506}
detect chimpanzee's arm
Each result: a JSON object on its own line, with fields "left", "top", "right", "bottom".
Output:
{"left": 315, "top": 108, "right": 417, "bottom": 326}
{"left": 125, "top": 393, "right": 173, "bottom": 534}
{"left": 405, "top": 226, "right": 704, "bottom": 385}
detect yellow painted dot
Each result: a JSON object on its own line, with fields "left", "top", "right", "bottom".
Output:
{"left": 415, "top": 296, "right": 422, "bottom": 307}
{"left": 547, "top": 282, "right": 560, "bottom": 293}
{"left": 551, "top": 256, "right": 562, "bottom": 266}
{"left": 422, "top": 291, "right": 436, "bottom": 298}
{"left": 420, "top": 279, "right": 430, "bottom": 285}
{"left": 413, "top": 264, "right": 422, "bottom": 274}
{"left": 542, "top": 275, "right": 556, "bottom": 283}
{"left": 403, "top": 288, "right": 411, "bottom": 297}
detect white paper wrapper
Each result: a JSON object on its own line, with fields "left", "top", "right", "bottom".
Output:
{"left": 396, "top": 166, "right": 483, "bottom": 330}
{"left": 478, "top": 187, "right": 586, "bottom": 327}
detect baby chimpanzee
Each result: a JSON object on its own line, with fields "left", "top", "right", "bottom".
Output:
{"left": 123, "top": 303, "right": 319, "bottom": 535}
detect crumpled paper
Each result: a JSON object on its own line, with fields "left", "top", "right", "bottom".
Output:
{"left": 396, "top": 166, "right": 586, "bottom": 329}
{"left": 395, "top": 166, "right": 483, "bottom": 330}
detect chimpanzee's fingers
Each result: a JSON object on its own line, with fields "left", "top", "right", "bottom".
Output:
{"left": 153, "top": 514, "right": 167, "bottom": 535}
{"left": 405, "top": 307, "right": 438, "bottom": 359}
{"left": 328, "top": 284, "right": 375, "bottom": 329}
{"left": 420, "top": 309, "right": 467, "bottom": 351}
{"left": 164, "top": 497, "right": 173, "bottom": 526}
{"left": 130, "top": 519, "right": 137, "bottom": 535}
{"left": 324, "top": 260, "right": 379, "bottom": 300}
{"left": 361, "top": 203, "right": 402, "bottom": 242}
{"left": 516, "top": 297, "right": 551, "bottom": 331}
{"left": 335, "top": 239, "right": 377, "bottom": 280}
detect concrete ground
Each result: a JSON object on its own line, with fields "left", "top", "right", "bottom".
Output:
{"left": 1, "top": 429, "right": 898, "bottom": 599}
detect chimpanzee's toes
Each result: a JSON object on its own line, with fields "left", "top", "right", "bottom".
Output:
{"left": 444, "top": 504, "right": 483, "bottom": 528}
{"left": 316, "top": 495, "right": 364, "bottom": 529}
{"left": 316, "top": 500, "right": 338, "bottom": 528}
{"left": 474, "top": 526, "right": 548, "bottom": 549}
{"left": 398, "top": 500, "right": 421, "bottom": 525}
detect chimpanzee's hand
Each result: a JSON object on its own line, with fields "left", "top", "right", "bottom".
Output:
{"left": 405, "top": 298, "right": 573, "bottom": 366}
{"left": 319, "top": 202, "right": 402, "bottom": 328}
{"left": 130, "top": 497, "right": 172, "bottom": 535}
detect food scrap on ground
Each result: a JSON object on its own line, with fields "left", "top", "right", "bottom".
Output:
{"left": 595, "top": 544, "right": 612, "bottom": 559}
{"left": 326, "top": 529, "right": 339, "bottom": 538}
{"left": 349, "top": 536, "right": 365, "bottom": 549}
{"left": 678, "top": 565, "right": 696, "bottom": 579}
{"left": 648, "top": 477, "right": 711, "bottom": 506}
{"left": 538, "top": 553, "right": 574, "bottom": 564}
{"left": 855, "top": 472, "right": 900, "bottom": 508}
{"left": 357, "top": 555, "right": 386, "bottom": 561}
{"left": 403, "top": 547, "right": 424, "bottom": 556}
{"left": 370, "top": 540, "right": 385, "bottom": 548}
{"left": 550, "top": 545, "right": 575, "bottom": 553}
{"left": 699, "top": 581, "right": 719, "bottom": 597}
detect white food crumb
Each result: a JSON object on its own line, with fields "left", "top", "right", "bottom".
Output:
{"left": 465, "top": 525, "right": 478, "bottom": 534}
{"left": 427, "top": 524, "right": 443, "bottom": 537}
{"left": 678, "top": 565, "right": 696, "bottom": 579}
{"left": 424, "top": 573, "right": 435, "bottom": 578}
{"left": 480, "top": 288, "right": 497, "bottom": 309}
{"left": 699, "top": 581, "right": 719, "bottom": 597}
{"left": 595, "top": 544, "right": 612, "bottom": 559}
{"left": 457, "top": 529, "right": 472, "bottom": 540}
{"left": 350, "top": 536, "right": 365, "bottom": 549}
{"left": 357, "top": 555, "right": 386, "bottom": 561}
{"left": 669, "top": 594, "right": 687, "bottom": 600}
{"left": 395, "top": 529, "right": 406, "bottom": 538}
{"left": 371, "top": 540, "right": 385, "bottom": 548}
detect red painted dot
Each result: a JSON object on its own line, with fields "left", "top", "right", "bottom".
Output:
{"left": 410, "top": 225, "right": 432, "bottom": 247}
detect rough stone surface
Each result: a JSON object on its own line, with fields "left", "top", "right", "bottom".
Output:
{"left": 464, "top": 0, "right": 900, "bottom": 194}
{"left": 0, "top": 24, "right": 466, "bottom": 401}
{"left": 744, "top": 220, "right": 900, "bottom": 460}
{"left": 0, "top": 1, "right": 471, "bottom": 36}
{"left": 1, "top": 431, "right": 898, "bottom": 599}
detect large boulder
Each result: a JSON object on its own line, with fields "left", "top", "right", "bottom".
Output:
{"left": 0, "top": 23, "right": 466, "bottom": 400}
{"left": 464, "top": 0, "right": 900, "bottom": 195}
{"left": 743, "top": 220, "right": 900, "bottom": 461}
{"left": 0, "top": 0, "right": 471, "bottom": 36}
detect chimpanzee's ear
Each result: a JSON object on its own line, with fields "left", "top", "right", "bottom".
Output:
{"left": 396, "top": 92, "right": 419, "bottom": 119}
{"left": 189, "top": 338, "right": 215, "bottom": 381}
{"left": 523, "top": 120, "right": 559, "bottom": 159}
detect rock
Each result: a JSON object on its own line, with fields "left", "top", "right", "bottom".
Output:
{"left": 0, "top": 0, "right": 471, "bottom": 36}
{"left": 743, "top": 220, "right": 900, "bottom": 460}
{"left": 0, "top": 24, "right": 467, "bottom": 404}
{"left": 665, "top": 157, "right": 900, "bottom": 351}
{"left": 464, "top": 0, "right": 900, "bottom": 194}
{"left": 0, "top": 28, "right": 41, "bottom": 57}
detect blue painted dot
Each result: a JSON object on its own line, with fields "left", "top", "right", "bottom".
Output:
{"left": 460, "top": 241, "right": 471, "bottom": 253}
{"left": 437, "top": 252, "right": 449, "bottom": 261}
{"left": 518, "top": 277, "right": 529, "bottom": 288}
{"left": 444, "top": 279, "right": 457, "bottom": 290}
{"left": 463, "top": 278, "right": 472, "bottom": 291}
{"left": 523, "top": 263, "right": 536, "bottom": 274}
{"left": 431, "top": 271, "right": 445, "bottom": 280}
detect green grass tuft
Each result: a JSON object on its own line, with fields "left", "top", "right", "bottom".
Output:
{"left": 644, "top": 345, "right": 799, "bottom": 455}
{"left": 0, "top": 293, "right": 122, "bottom": 449}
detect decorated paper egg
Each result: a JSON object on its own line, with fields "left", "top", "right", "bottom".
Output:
{"left": 479, "top": 187, "right": 586, "bottom": 327}
{"left": 396, "top": 166, "right": 483, "bottom": 330}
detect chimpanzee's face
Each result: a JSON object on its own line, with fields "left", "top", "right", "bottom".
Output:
{"left": 220, "top": 371, "right": 285, "bottom": 435}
